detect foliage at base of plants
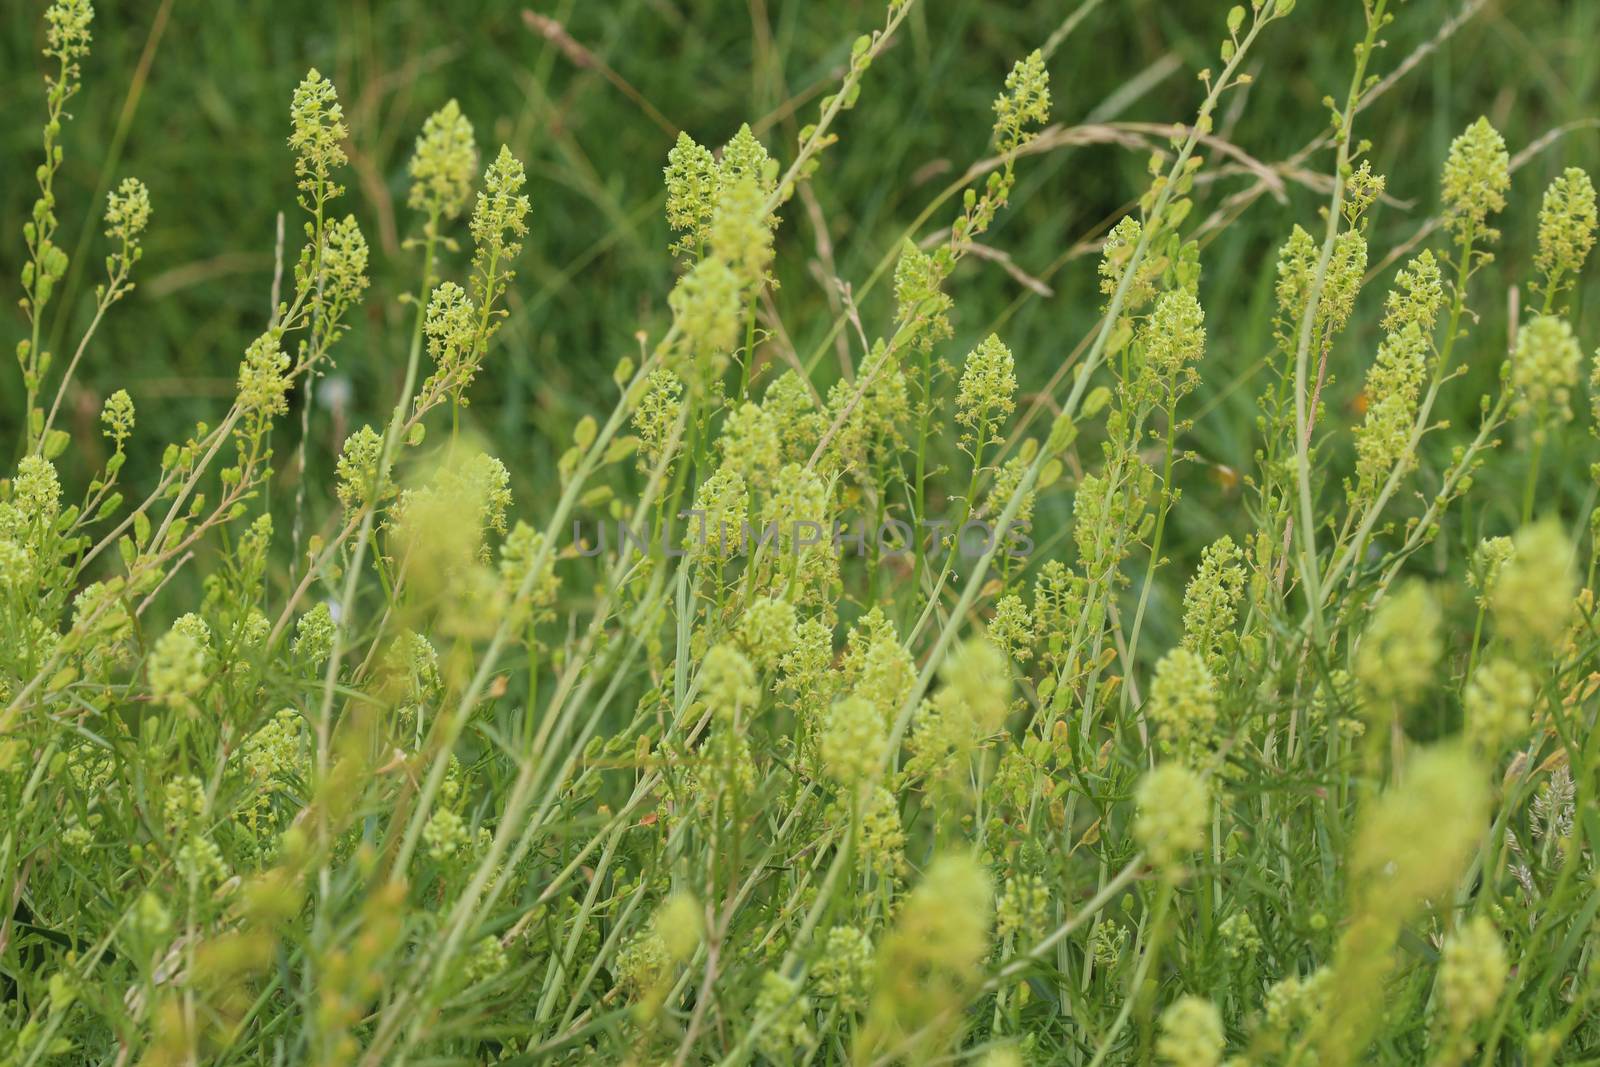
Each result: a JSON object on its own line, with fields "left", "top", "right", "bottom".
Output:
{"left": 3, "top": 0, "right": 1600, "bottom": 1064}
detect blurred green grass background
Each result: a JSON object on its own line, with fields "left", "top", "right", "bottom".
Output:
{"left": 2, "top": 0, "right": 1596, "bottom": 612}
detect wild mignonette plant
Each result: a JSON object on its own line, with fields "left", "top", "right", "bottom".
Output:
{"left": 2, "top": 0, "right": 1599, "bottom": 1064}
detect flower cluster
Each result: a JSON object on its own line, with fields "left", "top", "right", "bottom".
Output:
{"left": 1440, "top": 117, "right": 1509, "bottom": 243}
{"left": 1145, "top": 647, "right": 1219, "bottom": 758}
{"left": 1156, "top": 996, "right": 1225, "bottom": 1067}
{"left": 288, "top": 69, "right": 348, "bottom": 198}
{"left": 955, "top": 334, "right": 1018, "bottom": 450}
{"left": 1510, "top": 315, "right": 1581, "bottom": 438}
{"left": 1354, "top": 580, "right": 1441, "bottom": 713}
{"left": 1535, "top": 167, "right": 1597, "bottom": 301}
{"left": 148, "top": 613, "right": 211, "bottom": 710}
{"left": 409, "top": 99, "right": 479, "bottom": 221}
{"left": 1135, "top": 764, "right": 1209, "bottom": 877}
{"left": 1437, "top": 917, "right": 1508, "bottom": 1049}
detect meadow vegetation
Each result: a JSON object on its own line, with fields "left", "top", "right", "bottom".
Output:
{"left": 3, "top": 0, "right": 1600, "bottom": 1064}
